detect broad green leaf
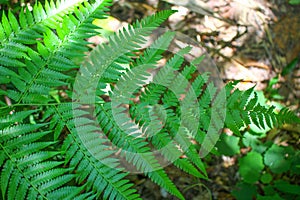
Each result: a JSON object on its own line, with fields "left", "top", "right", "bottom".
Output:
{"left": 263, "top": 185, "right": 277, "bottom": 196}
{"left": 290, "top": 152, "right": 300, "bottom": 175}
{"left": 260, "top": 173, "right": 272, "bottom": 184}
{"left": 215, "top": 133, "right": 240, "bottom": 156}
{"left": 231, "top": 182, "right": 257, "bottom": 200}
{"left": 242, "top": 132, "right": 269, "bottom": 154}
{"left": 289, "top": 0, "right": 300, "bottom": 5}
{"left": 274, "top": 180, "right": 300, "bottom": 195}
{"left": 264, "top": 144, "right": 293, "bottom": 173}
{"left": 0, "top": 0, "right": 8, "bottom": 4}
{"left": 257, "top": 194, "right": 284, "bottom": 200}
{"left": 239, "top": 151, "right": 264, "bottom": 183}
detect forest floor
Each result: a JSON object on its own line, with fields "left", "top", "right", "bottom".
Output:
{"left": 105, "top": 0, "right": 300, "bottom": 199}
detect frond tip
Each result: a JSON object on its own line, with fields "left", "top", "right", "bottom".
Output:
{"left": 225, "top": 84, "right": 300, "bottom": 135}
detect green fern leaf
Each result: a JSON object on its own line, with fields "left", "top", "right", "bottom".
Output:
{"left": 1, "top": 12, "right": 12, "bottom": 38}
{"left": 0, "top": 112, "right": 85, "bottom": 199}
{"left": 49, "top": 103, "right": 142, "bottom": 199}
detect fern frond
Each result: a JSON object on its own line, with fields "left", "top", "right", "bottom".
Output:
{"left": 0, "top": 0, "right": 88, "bottom": 65}
{"left": 131, "top": 104, "right": 204, "bottom": 178}
{"left": 278, "top": 107, "right": 300, "bottom": 125}
{"left": 49, "top": 103, "right": 142, "bottom": 200}
{"left": 106, "top": 33, "right": 208, "bottom": 182}
{"left": 1, "top": 0, "right": 111, "bottom": 104}
{"left": 225, "top": 84, "right": 300, "bottom": 136}
{"left": 73, "top": 10, "right": 175, "bottom": 102}
{"left": 129, "top": 63, "right": 209, "bottom": 179}
{"left": 130, "top": 103, "right": 206, "bottom": 178}
{"left": 0, "top": 111, "right": 88, "bottom": 200}
{"left": 70, "top": 11, "right": 187, "bottom": 198}
{"left": 134, "top": 31, "right": 176, "bottom": 67}
{"left": 95, "top": 103, "right": 184, "bottom": 199}
{"left": 3, "top": 0, "right": 108, "bottom": 103}
{"left": 139, "top": 47, "right": 191, "bottom": 105}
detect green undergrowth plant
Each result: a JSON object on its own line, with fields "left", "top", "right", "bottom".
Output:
{"left": 0, "top": 0, "right": 299, "bottom": 199}
{"left": 216, "top": 90, "right": 300, "bottom": 199}
{"left": 226, "top": 127, "right": 300, "bottom": 200}
{"left": 289, "top": 0, "right": 300, "bottom": 5}
{"left": 232, "top": 140, "right": 300, "bottom": 200}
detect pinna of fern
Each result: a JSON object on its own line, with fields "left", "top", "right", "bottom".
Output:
{"left": 0, "top": 109, "right": 95, "bottom": 200}
{"left": 0, "top": 0, "right": 111, "bottom": 104}
{"left": 224, "top": 82, "right": 300, "bottom": 136}
{"left": 0, "top": 0, "right": 89, "bottom": 68}
{"left": 48, "top": 103, "right": 142, "bottom": 200}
